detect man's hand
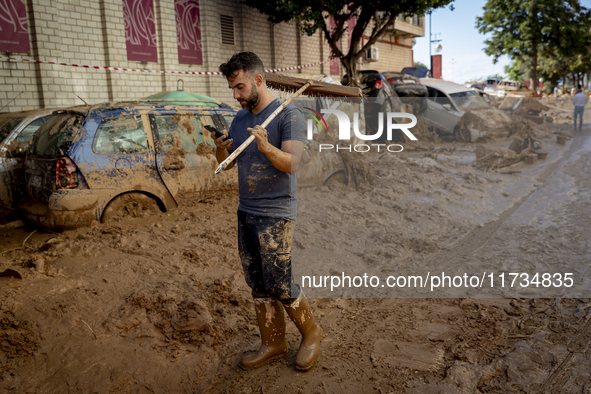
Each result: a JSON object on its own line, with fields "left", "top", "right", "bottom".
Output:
{"left": 210, "top": 129, "right": 233, "bottom": 151}
{"left": 248, "top": 125, "right": 272, "bottom": 154}
{"left": 211, "top": 129, "right": 235, "bottom": 170}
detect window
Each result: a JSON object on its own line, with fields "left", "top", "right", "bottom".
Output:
{"left": 222, "top": 115, "right": 234, "bottom": 128}
{"left": 426, "top": 87, "right": 452, "bottom": 107}
{"left": 412, "top": 15, "right": 419, "bottom": 26}
{"left": 154, "top": 114, "right": 215, "bottom": 153}
{"left": 449, "top": 91, "right": 489, "bottom": 110}
{"left": 16, "top": 115, "right": 51, "bottom": 148}
{"left": 93, "top": 115, "right": 147, "bottom": 155}
{"left": 0, "top": 115, "right": 25, "bottom": 142}
{"left": 31, "top": 114, "right": 84, "bottom": 158}
{"left": 220, "top": 15, "right": 235, "bottom": 45}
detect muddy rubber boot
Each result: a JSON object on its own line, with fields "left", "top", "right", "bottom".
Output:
{"left": 284, "top": 297, "right": 323, "bottom": 371}
{"left": 240, "top": 298, "right": 288, "bottom": 369}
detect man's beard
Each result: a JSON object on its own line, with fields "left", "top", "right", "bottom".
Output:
{"left": 240, "top": 83, "right": 260, "bottom": 111}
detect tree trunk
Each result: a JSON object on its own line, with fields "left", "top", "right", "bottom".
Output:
{"left": 530, "top": 46, "right": 537, "bottom": 97}
{"left": 341, "top": 56, "right": 358, "bottom": 86}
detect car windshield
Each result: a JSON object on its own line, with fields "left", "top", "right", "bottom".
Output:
{"left": 0, "top": 114, "right": 25, "bottom": 142}
{"left": 30, "top": 113, "right": 85, "bottom": 158}
{"left": 449, "top": 91, "right": 490, "bottom": 110}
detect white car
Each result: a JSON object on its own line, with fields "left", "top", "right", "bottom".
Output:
{"left": 419, "top": 79, "right": 514, "bottom": 142}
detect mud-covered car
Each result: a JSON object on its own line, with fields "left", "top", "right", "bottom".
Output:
{"left": 496, "top": 80, "right": 535, "bottom": 98}
{"left": 0, "top": 109, "right": 54, "bottom": 221}
{"left": 382, "top": 72, "right": 428, "bottom": 98}
{"left": 483, "top": 79, "right": 501, "bottom": 95}
{"left": 19, "top": 99, "right": 241, "bottom": 230}
{"left": 341, "top": 70, "right": 400, "bottom": 113}
{"left": 420, "top": 79, "right": 514, "bottom": 142}
{"left": 19, "top": 98, "right": 344, "bottom": 230}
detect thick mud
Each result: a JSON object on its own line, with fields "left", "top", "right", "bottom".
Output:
{"left": 0, "top": 99, "right": 590, "bottom": 393}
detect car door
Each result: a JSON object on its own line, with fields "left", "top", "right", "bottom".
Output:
{"left": 424, "top": 87, "right": 461, "bottom": 133}
{"left": 78, "top": 111, "right": 173, "bottom": 209}
{"left": 150, "top": 110, "right": 234, "bottom": 205}
{"left": 0, "top": 114, "right": 51, "bottom": 212}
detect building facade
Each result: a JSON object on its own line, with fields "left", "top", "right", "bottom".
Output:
{"left": 1, "top": 0, "right": 424, "bottom": 112}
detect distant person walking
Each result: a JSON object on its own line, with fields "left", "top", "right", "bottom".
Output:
{"left": 572, "top": 89, "right": 588, "bottom": 129}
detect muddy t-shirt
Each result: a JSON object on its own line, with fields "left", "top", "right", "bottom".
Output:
{"left": 228, "top": 98, "right": 306, "bottom": 218}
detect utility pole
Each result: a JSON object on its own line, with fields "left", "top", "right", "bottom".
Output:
{"left": 429, "top": 11, "right": 441, "bottom": 77}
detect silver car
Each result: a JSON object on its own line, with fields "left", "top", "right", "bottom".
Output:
{"left": 420, "top": 79, "right": 514, "bottom": 142}
{"left": 0, "top": 109, "right": 54, "bottom": 221}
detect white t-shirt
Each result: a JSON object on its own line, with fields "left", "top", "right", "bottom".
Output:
{"left": 572, "top": 93, "right": 588, "bottom": 107}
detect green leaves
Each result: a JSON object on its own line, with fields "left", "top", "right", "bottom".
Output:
{"left": 244, "top": 0, "right": 454, "bottom": 81}
{"left": 477, "top": 0, "right": 591, "bottom": 90}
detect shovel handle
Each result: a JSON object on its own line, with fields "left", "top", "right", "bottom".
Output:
{"left": 215, "top": 82, "right": 312, "bottom": 174}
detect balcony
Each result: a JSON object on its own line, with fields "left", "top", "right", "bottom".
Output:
{"left": 393, "top": 15, "right": 425, "bottom": 38}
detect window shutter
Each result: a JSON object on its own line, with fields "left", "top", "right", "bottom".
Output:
{"left": 220, "top": 15, "right": 235, "bottom": 45}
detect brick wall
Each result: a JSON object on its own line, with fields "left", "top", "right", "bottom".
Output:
{"left": 359, "top": 37, "right": 414, "bottom": 73}
{"left": 1, "top": 0, "right": 417, "bottom": 112}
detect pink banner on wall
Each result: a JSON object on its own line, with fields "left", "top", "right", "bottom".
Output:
{"left": 123, "top": 0, "right": 157, "bottom": 62}
{"left": 329, "top": 17, "right": 339, "bottom": 76}
{"left": 175, "top": 0, "right": 202, "bottom": 65}
{"left": 0, "top": 0, "right": 30, "bottom": 53}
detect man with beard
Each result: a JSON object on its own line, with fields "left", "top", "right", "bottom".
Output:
{"left": 212, "top": 52, "right": 322, "bottom": 371}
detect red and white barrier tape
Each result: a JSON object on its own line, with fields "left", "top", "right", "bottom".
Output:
{"left": 0, "top": 55, "right": 330, "bottom": 75}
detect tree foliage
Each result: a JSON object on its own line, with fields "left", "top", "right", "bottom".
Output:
{"left": 245, "top": 0, "right": 454, "bottom": 83}
{"left": 486, "top": 73, "right": 505, "bottom": 80}
{"left": 414, "top": 60, "right": 429, "bottom": 70}
{"left": 476, "top": 0, "right": 591, "bottom": 93}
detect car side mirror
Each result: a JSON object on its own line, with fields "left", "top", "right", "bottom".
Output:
{"left": 443, "top": 104, "right": 452, "bottom": 111}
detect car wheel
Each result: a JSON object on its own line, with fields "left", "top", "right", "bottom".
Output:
{"left": 453, "top": 126, "right": 471, "bottom": 143}
{"left": 101, "top": 193, "right": 161, "bottom": 223}
{"left": 323, "top": 170, "right": 347, "bottom": 187}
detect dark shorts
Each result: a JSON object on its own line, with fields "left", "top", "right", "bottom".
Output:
{"left": 237, "top": 210, "right": 300, "bottom": 304}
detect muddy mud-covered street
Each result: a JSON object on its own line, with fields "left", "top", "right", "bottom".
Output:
{"left": 1, "top": 100, "right": 591, "bottom": 393}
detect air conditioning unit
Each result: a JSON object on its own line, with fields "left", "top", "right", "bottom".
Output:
{"left": 366, "top": 47, "right": 379, "bottom": 62}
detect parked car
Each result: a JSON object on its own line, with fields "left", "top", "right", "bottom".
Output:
{"left": 420, "top": 79, "right": 514, "bottom": 142}
{"left": 0, "top": 109, "right": 55, "bottom": 222}
{"left": 401, "top": 67, "right": 432, "bottom": 79}
{"left": 341, "top": 70, "right": 402, "bottom": 142}
{"left": 382, "top": 71, "right": 428, "bottom": 114}
{"left": 341, "top": 70, "right": 401, "bottom": 113}
{"left": 483, "top": 79, "right": 501, "bottom": 95}
{"left": 496, "top": 80, "right": 535, "bottom": 98}
{"left": 382, "top": 72, "right": 429, "bottom": 98}
{"left": 19, "top": 98, "right": 241, "bottom": 230}
{"left": 469, "top": 82, "right": 485, "bottom": 91}
{"left": 20, "top": 96, "right": 344, "bottom": 230}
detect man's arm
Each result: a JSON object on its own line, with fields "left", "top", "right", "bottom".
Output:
{"left": 248, "top": 125, "right": 304, "bottom": 174}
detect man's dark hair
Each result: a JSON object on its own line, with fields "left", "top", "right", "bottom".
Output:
{"left": 219, "top": 52, "right": 265, "bottom": 81}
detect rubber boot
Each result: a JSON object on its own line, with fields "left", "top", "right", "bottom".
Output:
{"left": 283, "top": 297, "right": 323, "bottom": 371}
{"left": 240, "top": 298, "right": 288, "bottom": 369}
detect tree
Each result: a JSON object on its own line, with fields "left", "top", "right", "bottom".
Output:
{"left": 414, "top": 60, "right": 429, "bottom": 70}
{"left": 245, "top": 0, "right": 454, "bottom": 83}
{"left": 486, "top": 73, "right": 504, "bottom": 80}
{"left": 476, "top": 0, "right": 591, "bottom": 94}
{"left": 504, "top": 60, "right": 527, "bottom": 82}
